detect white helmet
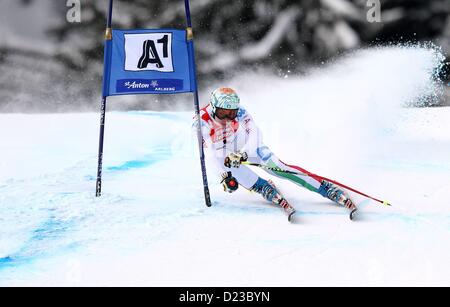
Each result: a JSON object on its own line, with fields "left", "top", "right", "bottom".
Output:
{"left": 210, "top": 87, "right": 240, "bottom": 114}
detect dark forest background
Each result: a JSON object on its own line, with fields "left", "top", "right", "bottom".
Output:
{"left": 0, "top": 0, "right": 449, "bottom": 112}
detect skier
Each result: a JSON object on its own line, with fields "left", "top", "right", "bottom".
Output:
{"left": 197, "top": 87, "right": 357, "bottom": 222}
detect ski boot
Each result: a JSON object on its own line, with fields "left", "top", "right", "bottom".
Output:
{"left": 318, "top": 180, "right": 358, "bottom": 220}
{"left": 251, "top": 178, "right": 296, "bottom": 222}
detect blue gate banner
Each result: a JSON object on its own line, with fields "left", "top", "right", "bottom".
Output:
{"left": 103, "top": 29, "right": 196, "bottom": 96}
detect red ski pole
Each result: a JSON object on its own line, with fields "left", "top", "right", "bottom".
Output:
{"left": 241, "top": 162, "right": 391, "bottom": 207}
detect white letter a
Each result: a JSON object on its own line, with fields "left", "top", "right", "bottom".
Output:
{"left": 66, "top": 0, "right": 81, "bottom": 23}
{"left": 367, "top": 0, "right": 381, "bottom": 23}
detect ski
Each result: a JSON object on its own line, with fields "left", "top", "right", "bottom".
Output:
{"left": 349, "top": 208, "right": 358, "bottom": 221}
{"left": 287, "top": 210, "right": 296, "bottom": 223}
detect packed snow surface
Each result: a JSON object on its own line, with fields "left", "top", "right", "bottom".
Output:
{"left": 1, "top": 47, "right": 449, "bottom": 286}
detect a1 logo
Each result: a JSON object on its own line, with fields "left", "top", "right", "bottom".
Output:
{"left": 124, "top": 33, "right": 173, "bottom": 72}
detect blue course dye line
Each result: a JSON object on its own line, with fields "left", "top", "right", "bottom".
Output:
{"left": 0, "top": 213, "right": 78, "bottom": 271}
{"left": 214, "top": 200, "right": 450, "bottom": 227}
{"left": 1, "top": 113, "right": 182, "bottom": 271}
{"left": 0, "top": 256, "right": 30, "bottom": 270}
{"left": 107, "top": 159, "right": 154, "bottom": 171}
{"left": 104, "top": 111, "right": 184, "bottom": 174}
{"left": 106, "top": 148, "right": 171, "bottom": 172}
{"left": 0, "top": 257, "right": 13, "bottom": 265}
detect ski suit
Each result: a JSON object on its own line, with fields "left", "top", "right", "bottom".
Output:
{"left": 197, "top": 104, "right": 324, "bottom": 193}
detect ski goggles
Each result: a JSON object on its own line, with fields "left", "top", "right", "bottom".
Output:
{"left": 215, "top": 108, "right": 239, "bottom": 120}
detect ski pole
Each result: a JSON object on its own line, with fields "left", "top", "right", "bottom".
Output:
{"left": 241, "top": 161, "right": 391, "bottom": 207}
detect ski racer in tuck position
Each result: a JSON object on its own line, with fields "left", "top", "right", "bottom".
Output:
{"left": 197, "top": 87, "right": 358, "bottom": 222}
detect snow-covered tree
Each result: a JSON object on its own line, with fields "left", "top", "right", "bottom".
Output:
{"left": 47, "top": 0, "right": 450, "bottom": 76}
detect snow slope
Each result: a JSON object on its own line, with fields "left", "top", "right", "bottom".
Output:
{"left": 0, "top": 46, "right": 449, "bottom": 286}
